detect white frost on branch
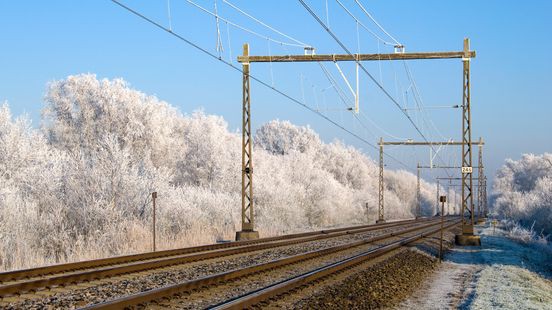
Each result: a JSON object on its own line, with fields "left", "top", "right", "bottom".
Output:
{"left": 0, "top": 74, "right": 454, "bottom": 270}
{"left": 492, "top": 153, "right": 552, "bottom": 238}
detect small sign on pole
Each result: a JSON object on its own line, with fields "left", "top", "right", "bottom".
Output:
{"left": 461, "top": 166, "right": 473, "bottom": 174}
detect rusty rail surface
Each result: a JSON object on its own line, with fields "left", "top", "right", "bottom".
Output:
{"left": 81, "top": 218, "right": 458, "bottom": 309}
{"left": 0, "top": 218, "right": 432, "bottom": 297}
{"left": 211, "top": 220, "right": 461, "bottom": 309}
{"left": 0, "top": 218, "right": 422, "bottom": 283}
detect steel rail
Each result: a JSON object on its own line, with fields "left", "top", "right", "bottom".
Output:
{"left": 81, "top": 218, "right": 458, "bottom": 309}
{"left": 0, "top": 218, "right": 423, "bottom": 283}
{"left": 211, "top": 220, "right": 460, "bottom": 309}
{"left": 0, "top": 218, "right": 434, "bottom": 297}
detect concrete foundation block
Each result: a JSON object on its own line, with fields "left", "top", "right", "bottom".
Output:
{"left": 235, "top": 230, "right": 259, "bottom": 241}
{"left": 455, "top": 234, "right": 481, "bottom": 246}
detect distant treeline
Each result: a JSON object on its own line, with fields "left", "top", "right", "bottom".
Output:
{"left": 0, "top": 74, "right": 456, "bottom": 271}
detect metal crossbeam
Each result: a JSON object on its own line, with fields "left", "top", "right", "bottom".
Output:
{"left": 237, "top": 51, "right": 476, "bottom": 63}
{"left": 380, "top": 141, "right": 484, "bottom": 146}
{"left": 418, "top": 165, "right": 480, "bottom": 169}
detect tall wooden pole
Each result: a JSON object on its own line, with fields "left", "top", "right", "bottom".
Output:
{"left": 416, "top": 163, "right": 421, "bottom": 218}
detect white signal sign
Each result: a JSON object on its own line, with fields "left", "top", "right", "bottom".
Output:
{"left": 461, "top": 166, "right": 473, "bottom": 174}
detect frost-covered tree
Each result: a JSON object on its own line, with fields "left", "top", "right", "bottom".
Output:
{"left": 492, "top": 153, "right": 552, "bottom": 237}
{"left": 0, "top": 75, "right": 453, "bottom": 271}
{"left": 255, "top": 120, "right": 321, "bottom": 155}
{"left": 0, "top": 104, "right": 67, "bottom": 266}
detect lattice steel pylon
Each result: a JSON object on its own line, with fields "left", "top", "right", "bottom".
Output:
{"left": 485, "top": 176, "right": 488, "bottom": 215}
{"left": 378, "top": 137, "right": 385, "bottom": 223}
{"left": 483, "top": 175, "right": 488, "bottom": 217}
{"left": 236, "top": 44, "right": 259, "bottom": 241}
{"left": 477, "top": 137, "right": 484, "bottom": 219}
{"left": 378, "top": 141, "right": 482, "bottom": 223}
{"left": 458, "top": 38, "right": 479, "bottom": 244}
{"left": 235, "top": 40, "right": 476, "bottom": 237}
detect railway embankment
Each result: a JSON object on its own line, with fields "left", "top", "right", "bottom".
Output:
{"left": 398, "top": 221, "right": 552, "bottom": 310}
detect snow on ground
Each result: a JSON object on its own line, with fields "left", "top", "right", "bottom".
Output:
{"left": 397, "top": 222, "right": 552, "bottom": 310}
{"left": 465, "top": 264, "right": 552, "bottom": 309}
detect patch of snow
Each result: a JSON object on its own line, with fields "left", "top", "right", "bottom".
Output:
{"left": 398, "top": 261, "right": 478, "bottom": 309}
{"left": 398, "top": 222, "right": 552, "bottom": 309}
{"left": 463, "top": 265, "right": 552, "bottom": 309}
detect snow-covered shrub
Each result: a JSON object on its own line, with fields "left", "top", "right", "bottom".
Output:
{"left": 0, "top": 74, "right": 454, "bottom": 271}
{"left": 506, "top": 223, "right": 547, "bottom": 244}
{"left": 492, "top": 153, "right": 552, "bottom": 238}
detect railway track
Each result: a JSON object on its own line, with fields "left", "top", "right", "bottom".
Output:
{"left": 0, "top": 218, "right": 431, "bottom": 300}
{"left": 212, "top": 220, "right": 460, "bottom": 310}
{"left": 79, "top": 218, "right": 459, "bottom": 309}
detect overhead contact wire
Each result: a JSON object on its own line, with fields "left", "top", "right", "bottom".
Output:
{"left": 110, "top": 0, "right": 409, "bottom": 169}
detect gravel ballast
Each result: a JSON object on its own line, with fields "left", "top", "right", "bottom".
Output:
{"left": 269, "top": 225, "right": 461, "bottom": 309}
{"left": 1, "top": 222, "right": 435, "bottom": 309}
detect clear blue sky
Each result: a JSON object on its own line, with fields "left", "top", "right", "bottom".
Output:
{"left": 1, "top": 0, "right": 551, "bottom": 186}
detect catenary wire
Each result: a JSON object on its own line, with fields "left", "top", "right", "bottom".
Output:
{"left": 186, "top": 0, "right": 306, "bottom": 48}
{"left": 222, "top": 0, "right": 311, "bottom": 48}
{"left": 299, "top": 0, "right": 454, "bottom": 177}
{"left": 110, "top": 0, "right": 410, "bottom": 169}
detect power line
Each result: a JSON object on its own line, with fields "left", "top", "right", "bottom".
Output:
{"left": 348, "top": 1, "right": 455, "bottom": 157}
{"left": 401, "top": 62, "right": 455, "bottom": 178}
{"left": 298, "top": 0, "right": 430, "bottom": 145}
{"left": 222, "top": 0, "right": 311, "bottom": 48}
{"left": 345, "top": 3, "right": 451, "bottom": 146}
{"left": 351, "top": 3, "right": 457, "bottom": 172}
{"left": 185, "top": 0, "right": 305, "bottom": 48}
{"left": 403, "top": 61, "right": 449, "bottom": 141}
{"left": 110, "top": 0, "right": 409, "bottom": 169}
{"left": 334, "top": 0, "right": 395, "bottom": 46}
{"left": 299, "top": 0, "right": 454, "bottom": 177}
{"left": 318, "top": 62, "right": 406, "bottom": 141}
{"left": 354, "top": 0, "right": 402, "bottom": 46}
{"left": 318, "top": 62, "right": 378, "bottom": 138}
